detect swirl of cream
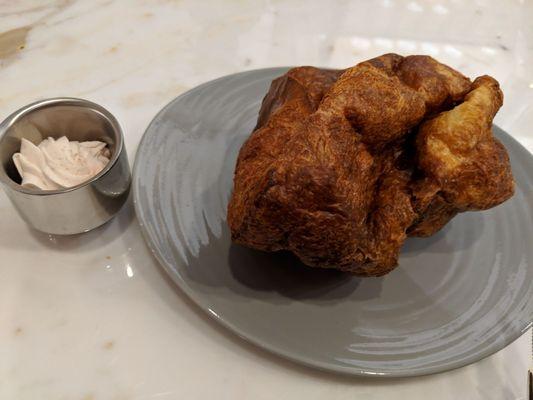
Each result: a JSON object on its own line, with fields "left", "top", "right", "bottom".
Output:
{"left": 12, "top": 137, "right": 111, "bottom": 190}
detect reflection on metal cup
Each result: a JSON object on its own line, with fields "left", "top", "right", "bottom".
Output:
{"left": 0, "top": 98, "right": 131, "bottom": 235}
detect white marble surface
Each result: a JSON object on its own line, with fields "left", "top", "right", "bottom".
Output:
{"left": 0, "top": 0, "right": 532, "bottom": 399}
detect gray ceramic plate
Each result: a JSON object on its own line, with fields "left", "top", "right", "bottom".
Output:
{"left": 133, "top": 68, "right": 533, "bottom": 377}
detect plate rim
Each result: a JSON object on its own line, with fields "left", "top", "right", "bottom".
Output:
{"left": 132, "top": 67, "right": 533, "bottom": 378}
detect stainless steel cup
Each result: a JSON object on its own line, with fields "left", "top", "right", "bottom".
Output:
{"left": 0, "top": 98, "right": 131, "bottom": 235}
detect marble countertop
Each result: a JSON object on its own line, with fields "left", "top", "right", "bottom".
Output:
{"left": 1, "top": 1, "right": 532, "bottom": 399}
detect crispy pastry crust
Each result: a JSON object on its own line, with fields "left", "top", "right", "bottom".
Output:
{"left": 227, "top": 54, "right": 514, "bottom": 276}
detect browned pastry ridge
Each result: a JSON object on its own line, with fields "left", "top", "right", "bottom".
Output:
{"left": 227, "top": 54, "right": 514, "bottom": 276}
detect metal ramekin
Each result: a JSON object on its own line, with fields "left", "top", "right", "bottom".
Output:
{"left": 0, "top": 98, "right": 131, "bottom": 235}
